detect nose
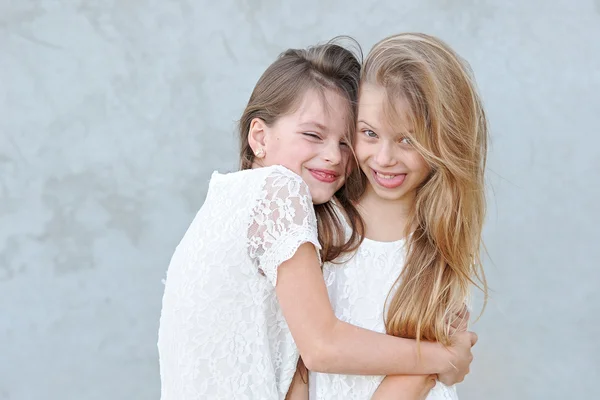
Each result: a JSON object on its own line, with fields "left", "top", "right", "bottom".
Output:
{"left": 374, "top": 142, "right": 397, "bottom": 167}
{"left": 323, "top": 140, "right": 342, "bottom": 165}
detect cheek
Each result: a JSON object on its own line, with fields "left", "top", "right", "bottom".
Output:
{"left": 353, "top": 141, "right": 370, "bottom": 166}
{"left": 339, "top": 150, "right": 356, "bottom": 176}
{"left": 341, "top": 147, "right": 352, "bottom": 163}
{"left": 272, "top": 136, "right": 302, "bottom": 159}
{"left": 265, "top": 135, "right": 283, "bottom": 154}
{"left": 294, "top": 142, "right": 319, "bottom": 162}
{"left": 344, "top": 155, "right": 355, "bottom": 175}
{"left": 409, "top": 153, "right": 430, "bottom": 178}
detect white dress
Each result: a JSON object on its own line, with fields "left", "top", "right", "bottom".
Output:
{"left": 309, "top": 220, "right": 459, "bottom": 400}
{"left": 158, "top": 165, "right": 321, "bottom": 400}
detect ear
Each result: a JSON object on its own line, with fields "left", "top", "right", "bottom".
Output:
{"left": 248, "top": 118, "right": 268, "bottom": 154}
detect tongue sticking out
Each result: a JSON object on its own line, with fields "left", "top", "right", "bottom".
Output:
{"left": 374, "top": 171, "right": 406, "bottom": 189}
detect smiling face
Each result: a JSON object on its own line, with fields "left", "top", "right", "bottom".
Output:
{"left": 355, "top": 83, "right": 431, "bottom": 204}
{"left": 249, "top": 88, "right": 353, "bottom": 204}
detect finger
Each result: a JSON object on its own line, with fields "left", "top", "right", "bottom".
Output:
{"left": 469, "top": 331, "right": 478, "bottom": 346}
{"left": 449, "top": 314, "right": 460, "bottom": 329}
{"left": 448, "top": 317, "right": 467, "bottom": 336}
{"left": 448, "top": 307, "right": 470, "bottom": 329}
{"left": 426, "top": 377, "right": 436, "bottom": 391}
{"left": 416, "top": 375, "right": 437, "bottom": 400}
{"left": 448, "top": 315, "right": 462, "bottom": 331}
{"left": 456, "top": 313, "right": 469, "bottom": 332}
{"left": 428, "top": 374, "right": 437, "bottom": 386}
{"left": 456, "top": 315, "right": 469, "bottom": 330}
{"left": 456, "top": 304, "right": 470, "bottom": 320}
{"left": 460, "top": 310, "right": 471, "bottom": 326}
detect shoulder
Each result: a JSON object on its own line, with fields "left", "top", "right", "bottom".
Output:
{"left": 209, "top": 166, "right": 307, "bottom": 194}
{"left": 263, "top": 165, "right": 306, "bottom": 185}
{"left": 210, "top": 167, "right": 276, "bottom": 184}
{"left": 215, "top": 165, "right": 306, "bottom": 188}
{"left": 259, "top": 165, "right": 312, "bottom": 201}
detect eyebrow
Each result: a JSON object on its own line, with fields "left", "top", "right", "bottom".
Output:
{"left": 299, "top": 121, "right": 328, "bottom": 132}
{"left": 357, "top": 120, "right": 377, "bottom": 130}
{"left": 358, "top": 119, "right": 415, "bottom": 135}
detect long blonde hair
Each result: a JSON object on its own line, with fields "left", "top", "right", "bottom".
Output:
{"left": 239, "top": 38, "right": 365, "bottom": 263}
{"left": 355, "top": 33, "right": 488, "bottom": 345}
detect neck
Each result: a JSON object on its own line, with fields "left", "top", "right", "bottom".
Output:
{"left": 357, "top": 185, "right": 416, "bottom": 242}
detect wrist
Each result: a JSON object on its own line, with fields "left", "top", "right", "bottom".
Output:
{"left": 421, "top": 341, "right": 453, "bottom": 374}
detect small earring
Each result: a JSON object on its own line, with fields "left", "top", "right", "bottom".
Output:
{"left": 254, "top": 148, "right": 265, "bottom": 158}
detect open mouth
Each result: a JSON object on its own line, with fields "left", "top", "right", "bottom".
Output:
{"left": 372, "top": 169, "right": 406, "bottom": 189}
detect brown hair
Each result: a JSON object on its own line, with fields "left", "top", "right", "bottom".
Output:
{"left": 355, "top": 33, "right": 489, "bottom": 345}
{"left": 239, "top": 38, "right": 365, "bottom": 263}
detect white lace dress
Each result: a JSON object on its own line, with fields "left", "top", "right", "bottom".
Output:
{"left": 309, "top": 229, "right": 459, "bottom": 399}
{"left": 158, "top": 165, "right": 321, "bottom": 400}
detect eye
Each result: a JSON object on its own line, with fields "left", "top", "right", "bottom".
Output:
{"left": 399, "top": 137, "right": 412, "bottom": 145}
{"left": 340, "top": 141, "right": 350, "bottom": 149}
{"left": 363, "top": 129, "right": 378, "bottom": 138}
{"left": 302, "top": 132, "right": 321, "bottom": 139}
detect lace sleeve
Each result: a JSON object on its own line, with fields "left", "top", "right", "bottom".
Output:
{"left": 247, "top": 167, "right": 322, "bottom": 286}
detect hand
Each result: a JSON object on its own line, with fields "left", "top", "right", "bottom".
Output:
{"left": 437, "top": 330, "right": 477, "bottom": 386}
{"left": 448, "top": 305, "right": 470, "bottom": 335}
{"left": 284, "top": 358, "right": 309, "bottom": 400}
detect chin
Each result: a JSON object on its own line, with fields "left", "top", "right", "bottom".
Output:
{"left": 310, "top": 190, "right": 335, "bottom": 205}
{"left": 310, "top": 195, "right": 329, "bottom": 205}
{"left": 371, "top": 185, "right": 409, "bottom": 201}
{"left": 306, "top": 182, "right": 339, "bottom": 205}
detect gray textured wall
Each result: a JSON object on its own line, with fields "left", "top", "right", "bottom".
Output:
{"left": 1, "top": 1, "right": 599, "bottom": 399}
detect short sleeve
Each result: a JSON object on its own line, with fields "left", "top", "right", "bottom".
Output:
{"left": 247, "top": 167, "right": 322, "bottom": 286}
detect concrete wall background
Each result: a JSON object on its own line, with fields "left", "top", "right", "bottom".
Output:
{"left": 1, "top": 1, "right": 599, "bottom": 399}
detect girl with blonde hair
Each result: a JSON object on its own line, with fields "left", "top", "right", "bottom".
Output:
{"left": 308, "top": 32, "right": 489, "bottom": 400}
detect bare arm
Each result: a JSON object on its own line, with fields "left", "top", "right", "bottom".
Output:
{"left": 371, "top": 375, "right": 436, "bottom": 400}
{"left": 369, "top": 298, "right": 475, "bottom": 399}
{"left": 275, "top": 243, "right": 476, "bottom": 381}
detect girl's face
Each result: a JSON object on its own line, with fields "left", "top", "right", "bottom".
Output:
{"left": 355, "top": 83, "right": 431, "bottom": 203}
{"left": 249, "top": 88, "right": 352, "bottom": 205}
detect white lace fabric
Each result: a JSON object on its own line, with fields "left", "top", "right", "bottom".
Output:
{"left": 309, "top": 216, "right": 459, "bottom": 400}
{"left": 158, "top": 165, "right": 320, "bottom": 400}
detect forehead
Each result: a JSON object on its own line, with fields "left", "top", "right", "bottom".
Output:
{"left": 358, "top": 83, "right": 413, "bottom": 132}
{"left": 286, "top": 88, "right": 350, "bottom": 130}
{"left": 358, "top": 84, "right": 386, "bottom": 118}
